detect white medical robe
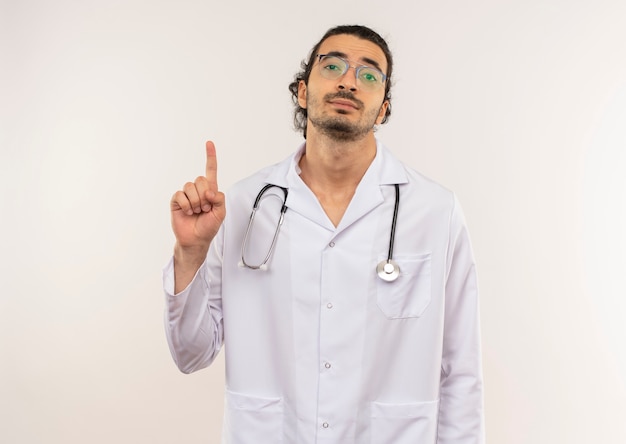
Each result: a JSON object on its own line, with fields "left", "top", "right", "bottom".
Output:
{"left": 164, "top": 141, "right": 484, "bottom": 443}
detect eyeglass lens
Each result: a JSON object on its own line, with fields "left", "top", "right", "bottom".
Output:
{"left": 317, "top": 55, "right": 385, "bottom": 90}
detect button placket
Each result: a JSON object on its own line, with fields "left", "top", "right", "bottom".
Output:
{"left": 318, "top": 234, "right": 343, "bottom": 438}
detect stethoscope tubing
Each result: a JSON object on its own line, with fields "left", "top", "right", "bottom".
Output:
{"left": 240, "top": 183, "right": 400, "bottom": 281}
{"left": 387, "top": 183, "right": 400, "bottom": 262}
{"left": 240, "top": 184, "right": 289, "bottom": 270}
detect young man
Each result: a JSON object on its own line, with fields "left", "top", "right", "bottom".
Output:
{"left": 165, "top": 25, "right": 484, "bottom": 443}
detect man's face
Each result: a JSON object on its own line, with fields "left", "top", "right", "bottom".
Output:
{"left": 297, "top": 34, "right": 389, "bottom": 142}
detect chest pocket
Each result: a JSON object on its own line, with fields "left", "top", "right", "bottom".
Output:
{"left": 376, "top": 253, "right": 432, "bottom": 319}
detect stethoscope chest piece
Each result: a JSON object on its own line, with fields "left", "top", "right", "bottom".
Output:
{"left": 376, "top": 259, "right": 400, "bottom": 282}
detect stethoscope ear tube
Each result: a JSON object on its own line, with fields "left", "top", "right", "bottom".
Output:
{"left": 240, "top": 184, "right": 289, "bottom": 270}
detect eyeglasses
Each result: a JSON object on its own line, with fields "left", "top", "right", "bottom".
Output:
{"left": 316, "top": 54, "right": 387, "bottom": 91}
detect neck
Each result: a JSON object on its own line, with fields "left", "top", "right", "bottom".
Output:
{"left": 299, "top": 129, "right": 377, "bottom": 189}
{"left": 297, "top": 129, "right": 377, "bottom": 226}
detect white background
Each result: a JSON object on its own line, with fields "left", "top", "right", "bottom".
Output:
{"left": 2, "top": 0, "right": 625, "bottom": 442}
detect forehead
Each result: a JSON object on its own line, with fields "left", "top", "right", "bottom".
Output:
{"left": 317, "top": 34, "right": 387, "bottom": 72}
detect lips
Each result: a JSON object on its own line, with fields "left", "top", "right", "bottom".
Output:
{"left": 329, "top": 99, "right": 359, "bottom": 110}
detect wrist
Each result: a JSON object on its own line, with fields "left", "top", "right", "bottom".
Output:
{"left": 173, "top": 242, "right": 209, "bottom": 270}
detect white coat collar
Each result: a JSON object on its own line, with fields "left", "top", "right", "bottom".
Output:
{"left": 262, "top": 139, "right": 408, "bottom": 232}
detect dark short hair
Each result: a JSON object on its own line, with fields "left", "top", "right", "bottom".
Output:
{"left": 288, "top": 25, "right": 394, "bottom": 138}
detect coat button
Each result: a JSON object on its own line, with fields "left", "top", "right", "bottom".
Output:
{"left": 322, "top": 422, "right": 329, "bottom": 428}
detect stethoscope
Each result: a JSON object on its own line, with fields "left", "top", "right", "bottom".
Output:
{"left": 240, "top": 183, "right": 401, "bottom": 282}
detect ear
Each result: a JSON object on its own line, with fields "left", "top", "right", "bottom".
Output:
{"left": 375, "top": 100, "right": 389, "bottom": 124}
{"left": 297, "top": 80, "right": 307, "bottom": 109}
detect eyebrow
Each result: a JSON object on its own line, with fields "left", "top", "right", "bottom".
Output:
{"left": 323, "top": 51, "right": 385, "bottom": 73}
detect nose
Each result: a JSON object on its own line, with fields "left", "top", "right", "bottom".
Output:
{"left": 338, "top": 66, "right": 358, "bottom": 92}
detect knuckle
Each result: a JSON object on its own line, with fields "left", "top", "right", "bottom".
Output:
{"left": 172, "top": 191, "right": 190, "bottom": 209}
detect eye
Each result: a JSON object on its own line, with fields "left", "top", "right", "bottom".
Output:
{"left": 319, "top": 56, "right": 347, "bottom": 77}
{"left": 360, "top": 69, "right": 379, "bottom": 83}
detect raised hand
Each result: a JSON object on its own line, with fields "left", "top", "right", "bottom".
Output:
{"left": 170, "top": 141, "right": 226, "bottom": 291}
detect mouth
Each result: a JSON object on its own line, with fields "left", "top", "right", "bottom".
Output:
{"left": 328, "top": 99, "right": 359, "bottom": 111}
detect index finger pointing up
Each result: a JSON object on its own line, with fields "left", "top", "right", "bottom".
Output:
{"left": 205, "top": 140, "right": 218, "bottom": 185}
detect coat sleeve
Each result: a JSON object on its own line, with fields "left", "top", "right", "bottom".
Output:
{"left": 162, "top": 228, "right": 225, "bottom": 374}
{"left": 437, "top": 195, "right": 485, "bottom": 443}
